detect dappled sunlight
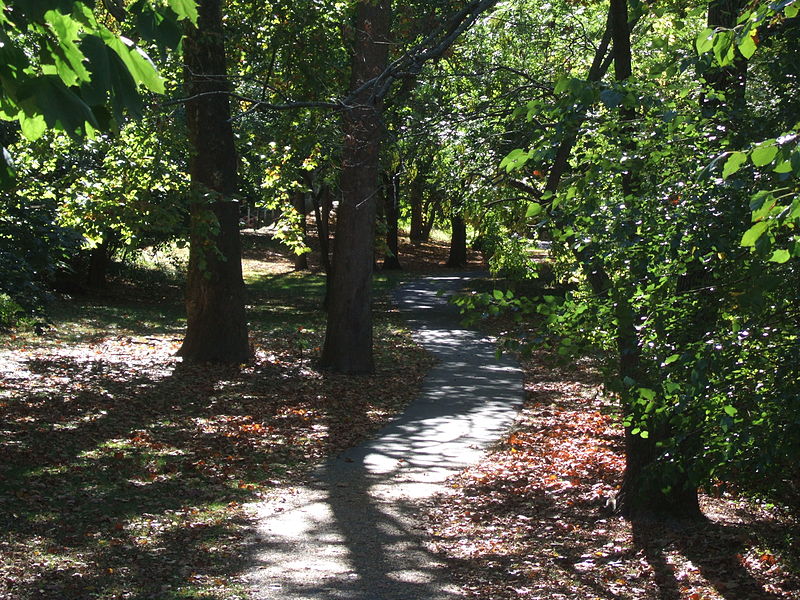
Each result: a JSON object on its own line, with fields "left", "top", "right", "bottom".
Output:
{"left": 425, "top": 353, "right": 800, "bottom": 600}
{"left": 0, "top": 266, "right": 432, "bottom": 599}
{"left": 243, "top": 274, "right": 523, "bottom": 599}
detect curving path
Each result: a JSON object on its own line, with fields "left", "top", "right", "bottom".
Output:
{"left": 243, "top": 274, "right": 524, "bottom": 599}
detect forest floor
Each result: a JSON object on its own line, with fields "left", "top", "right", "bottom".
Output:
{"left": 422, "top": 350, "right": 800, "bottom": 600}
{"left": 0, "top": 233, "right": 477, "bottom": 600}
{"left": 1, "top": 232, "right": 798, "bottom": 600}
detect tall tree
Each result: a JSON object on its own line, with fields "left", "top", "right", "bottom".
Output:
{"left": 382, "top": 169, "right": 403, "bottom": 269}
{"left": 320, "top": 0, "right": 502, "bottom": 373}
{"left": 177, "top": 0, "right": 250, "bottom": 364}
{"left": 320, "top": 0, "right": 392, "bottom": 374}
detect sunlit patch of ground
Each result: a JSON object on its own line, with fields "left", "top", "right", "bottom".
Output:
{"left": 425, "top": 351, "right": 800, "bottom": 600}
{"left": 0, "top": 232, "right": 436, "bottom": 600}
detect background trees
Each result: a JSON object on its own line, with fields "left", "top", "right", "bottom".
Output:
{"left": 455, "top": 0, "right": 800, "bottom": 512}
{"left": 2, "top": 0, "right": 798, "bottom": 515}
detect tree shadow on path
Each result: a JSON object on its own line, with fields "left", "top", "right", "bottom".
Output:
{"left": 244, "top": 274, "right": 524, "bottom": 599}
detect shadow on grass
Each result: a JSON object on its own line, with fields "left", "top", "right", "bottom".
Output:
{"left": 1, "top": 305, "right": 432, "bottom": 599}
{"left": 0, "top": 353, "right": 287, "bottom": 597}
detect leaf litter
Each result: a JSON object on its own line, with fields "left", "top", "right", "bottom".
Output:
{"left": 0, "top": 239, "right": 435, "bottom": 600}
{"left": 423, "top": 350, "right": 800, "bottom": 599}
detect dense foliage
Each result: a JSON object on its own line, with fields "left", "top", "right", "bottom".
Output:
{"left": 1, "top": 0, "right": 798, "bottom": 506}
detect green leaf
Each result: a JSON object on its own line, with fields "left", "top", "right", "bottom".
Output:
{"left": 599, "top": 89, "right": 624, "bottom": 109}
{"left": 769, "top": 249, "right": 791, "bottom": 263}
{"left": 751, "top": 142, "right": 778, "bottom": 167}
{"left": 741, "top": 221, "right": 769, "bottom": 247}
{"left": 500, "top": 148, "right": 530, "bottom": 172}
{"left": 493, "top": 289, "right": 504, "bottom": 300}
{"left": 168, "top": 0, "right": 198, "bottom": 24}
{"left": 722, "top": 151, "right": 747, "bottom": 178}
{"left": 554, "top": 76, "right": 571, "bottom": 95}
{"left": 639, "top": 430, "right": 650, "bottom": 439}
{"left": 639, "top": 388, "right": 656, "bottom": 401}
{"left": 712, "top": 31, "right": 735, "bottom": 66}
{"left": 17, "top": 76, "right": 98, "bottom": 137}
{"left": 99, "top": 31, "right": 165, "bottom": 94}
{"left": 134, "top": 5, "right": 183, "bottom": 48}
{"left": 18, "top": 111, "right": 46, "bottom": 140}
{"left": 738, "top": 32, "right": 757, "bottom": 59}
{"left": 723, "top": 405, "right": 738, "bottom": 417}
{"left": 786, "top": 3, "right": 799, "bottom": 18}
{"left": 526, "top": 202, "right": 542, "bottom": 218}
{"left": 44, "top": 10, "right": 91, "bottom": 86}
{"left": 664, "top": 354, "right": 680, "bottom": 365}
{"left": 696, "top": 27, "right": 714, "bottom": 54}
{"left": 81, "top": 35, "right": 143, "bottom": 120}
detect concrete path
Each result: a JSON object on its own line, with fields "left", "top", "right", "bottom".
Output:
{"left": 243, "top": 274, "right": 524, "bottom": 599}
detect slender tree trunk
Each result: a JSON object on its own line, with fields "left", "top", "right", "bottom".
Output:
{"left": 177, "top": 0, "right": 249, "bottom": 364}
{"left": 312, "top": 184, "right": 333, "bottom": 275}
{"left": 446, "top": 212, "right": 467, "bottom": 268}
{"left": 409, "top": 171, "right": 427, "bottom": 244}
{"left": 382, "top": 171, "right": 402, "bottom": 269}
{"left": 703, "top": 0, "right": 748, "bottom": 118}
{"left": 86, "top": 230, "right": 119, "bottom": 287}
{"left": 610, "top": 0, "right": 700, "bottom": 518}
{"left": 422, "top": 198, "right": 437, "bottom": 241}
{"left": 293, "top": 191, "right": 309, "bottom": 271}
{"left": 320, "top": 0, "right": 391, "bottom": 374}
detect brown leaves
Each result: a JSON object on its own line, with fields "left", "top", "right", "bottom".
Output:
{"left": 0, "top": 298, "right": 434, "bottom": 599}
{"left": 425, "top": 350, "right": 800, "bottom": 600}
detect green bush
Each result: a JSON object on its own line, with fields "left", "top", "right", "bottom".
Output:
{"left": 0, "top": 293, "right": 23, "bottom": 328}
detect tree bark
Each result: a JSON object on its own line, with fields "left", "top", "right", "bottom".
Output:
{"left": 320, "top": 0, "right": 391, "bottom": 374}
{"left": 382, "top": 171, "right": 402, "bottom": 269}
{"left": 312, "top": 184, "right": 333, "bottom": 275}
{"left": 409, "top": 171, "right": 427, "bottom": 244}
{"left": 610, "top": 0, "right": 701, "bottom": 518}
{"left": 86, "top": 230, "right": 119, "bottom": 287}
{"left": 703, "top": 0, "right": 748, "bottom": 118}
{"left": 293, "top": 191, "right": 309, "bottom": 271}
{"left": 177, "top": 0, "right": 250, "bottom": 364}
{"left": 446, "top": 212, "right": 467, "bottom": 267}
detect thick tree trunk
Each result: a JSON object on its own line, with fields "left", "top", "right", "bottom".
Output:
{"left": 610, "top": 0, "right": 700, "bottom": 518}
{"left": 177, "top": 0, "right": 250, "bottom": 364}
{"left": 382, "top": 171, "right": 402, "bottom": 270}
{"left": 320, "top": 0, "right": 391, "bottom": 374}
{"left": 446, "top": 213, "right": 467, "bottom": 268}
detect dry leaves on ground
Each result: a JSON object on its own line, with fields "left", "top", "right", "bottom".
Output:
{"left": 424, "top": 351, "right": 800, "bottom": 600}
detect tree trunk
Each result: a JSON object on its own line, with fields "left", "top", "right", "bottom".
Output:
{"left": 293, "top": 191, "right": 309, "bottom": 271}
{"left": 422, "top": 198, "right": 437, "bottom": 241}
{"left": 312, "top": 184, "right": 333, "bottom": 275}
{"left": 320, "top": 0, "right": 391, "bottom": 374}
{"left": 382, "top": 171, "right": 402, "bottom": 270}
{"left": 703, "top": 0, "right": 748, "bottom": 118}
{"left": 177, "top": 0, "right": 250, "bottom": 364}
{"left": 86, "top": 230, "right": 118, "bottom": 287}
{"left": 409, "top": 171, "right": 427, "bottom": 244}
{"left": 610, "top": 0, "right": 700, "bottom": 518}
{"left": 446, "top": 213, "right": 467, "bottom": 268}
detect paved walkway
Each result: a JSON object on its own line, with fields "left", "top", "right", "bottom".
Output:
{"left": 244, "top": 274, "right": 524, "bottom": 599}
